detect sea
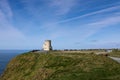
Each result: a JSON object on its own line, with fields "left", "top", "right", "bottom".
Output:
{"left": 0, "top": 50, "right": 30, "bottom": 76}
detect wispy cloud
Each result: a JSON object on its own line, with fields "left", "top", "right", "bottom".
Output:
{"left": 20, "top": 0, "right": 78, "bottom": 19}
{"left": 58, "top": 5, "right": 120, "bottom": 23}
{"left": 0, "top": 11, "right": 25, "bottom": 39}
{"left": 53, "top": 15, "right": 120, "bottom": 43}
{"left": 0, "top": 0, "right": 13, "bottom": 19}
{"left": 41, "top": 5, "right": 120, "bottom": 43}
{"left": 0, "top": 0, "right": 120, "bottom": 49}
{"left": 0, "top": 0, "right": 26, "bottom": 44}
{"left": 80, "top": 15, "right": 120, "bottom": 40}
{"left": 49, "top": 0, "right": 77, "bottom": 15}
{"left": 40, "top": 12, "right": 120, "bottom": 43}
{"left": 88, "top": 16, "right": 120, "bottom": 27}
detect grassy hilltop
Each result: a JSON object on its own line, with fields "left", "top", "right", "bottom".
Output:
{"left": 109, "top": 50, "right": 120, "bottom": 58}
{"left": 0, "top": 51, "right": 120, "bottom": 80}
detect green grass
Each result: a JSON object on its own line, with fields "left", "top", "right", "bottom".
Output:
{"left": 109, "top": 51, "right": 120, "bottom": 58}
{"left": 1, "top": 52, "right": 120, "bottom": 80}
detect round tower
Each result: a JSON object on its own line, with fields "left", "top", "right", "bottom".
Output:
{"left": 43, "top": 40, "right": 52, "bottom": 51}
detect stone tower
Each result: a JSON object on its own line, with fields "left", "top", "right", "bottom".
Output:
{"left": 43, "top": 40, "right": 52, "bottom": 51}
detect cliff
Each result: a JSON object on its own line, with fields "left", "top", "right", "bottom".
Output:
{"left": 0, "top": 52, "right": 120, "bottom": 80}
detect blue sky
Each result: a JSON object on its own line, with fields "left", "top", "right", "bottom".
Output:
{"left": 0, "top": 0, "right": 120, "bottom": 49}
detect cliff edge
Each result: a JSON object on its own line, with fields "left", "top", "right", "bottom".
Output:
{"left": 1, "top": 52, "right": 120, "bottom": 80}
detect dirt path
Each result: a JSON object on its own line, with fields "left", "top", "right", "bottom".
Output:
{"left": 109, "top": 56, "right": 120, "bottom": 63}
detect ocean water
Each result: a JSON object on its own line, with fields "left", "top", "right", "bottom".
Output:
{"left": 0, "top": 50, "right": 29, "bottom": 75}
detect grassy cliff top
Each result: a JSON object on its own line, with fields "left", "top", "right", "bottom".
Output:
{"left": 1, "top": 51, "right": 120, "bottom": 80}
{"left": 109, "top": 51, "right": 120, "bottom": 58}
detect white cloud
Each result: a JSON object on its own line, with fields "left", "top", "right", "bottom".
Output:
{"left": 0, "top": 0, "right": 13, "bottom": 18}
{"left": 49, "top": 0, "right": 77, "bottom": 15}
{"left": 39, "top": 14, "right": 120, "bottom": 44}
{"left": 79, "top": 15, "right": 120, "bottom": 40}
{"left": 0, "top": 6, "right": 50, "bottom": 49}
{"left": 88, "top": 16, "right": 120, "bottom": 28}
{"left": 58, "top": 5, "right": 120, "bottom": 23}
{"left": 0, "top": 6, "right": 26, "bottom": 43}
{"left": 20, "top": 0, "right": 78, "bottom": 17}
{"left": 54, "top": 15, "right": 120, "bottom": 43}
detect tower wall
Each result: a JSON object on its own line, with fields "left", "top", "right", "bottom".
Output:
{"left": 43, "top": 40, "right": 52, "bottom": 51}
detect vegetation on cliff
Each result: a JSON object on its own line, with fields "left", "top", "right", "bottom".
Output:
{"left": 1, "top": 51, "right": 120, "bottom": 80}
{"left": 109, "top": 49, "right": 120, "bottom": 58}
